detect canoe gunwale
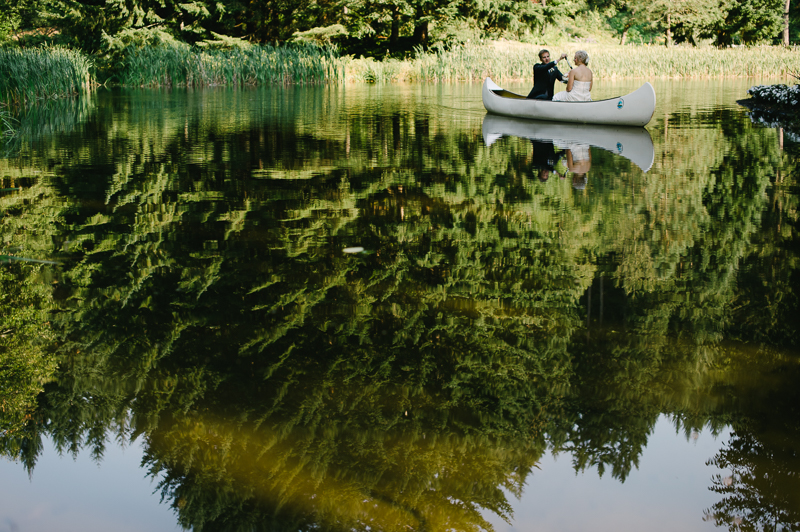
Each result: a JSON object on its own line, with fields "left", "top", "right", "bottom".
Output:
{"left": 491, "top": 88, "right": 634, "bottom": 104}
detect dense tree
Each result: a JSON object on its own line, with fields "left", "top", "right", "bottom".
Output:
{"left": 600, "top": 0, "right": 651, "bottom": 45}
{"left": 709, "top": 0, "right": 786, "bottom": 45}
{"left": 637, "top": 0, "right": 723, "bottom": 46}
{"left": 2, "top": 0, "right": 795, "bottom": 52}
{"left": 0, "top": 0, "right": 56, "bottom": 43}
{"left": 0, "top": 0, "right": 223, "bottom": 50}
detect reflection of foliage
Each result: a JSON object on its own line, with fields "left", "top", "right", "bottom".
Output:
{"left": 1, "top": 96, "right": 93, "bottom": 157}
{"left": 551, "top": 332, "right": 707, "bottom": 481}
{"left": 706, "top": 431, "right": 800, "bottom": 532}
{"left": 731, "top": 140, "right": 800, "bottom": 348}
{"left": 595, "top": 109, "right": 780, "bottom": 347}
{"left": 540, "top": 106, "right": 792, "bottom": 482}
{"left": 0, "top": 263, "right": 57, "bottom": 442}
{"left": 0, "top": 85, "right": 798, "bottom": 529}
{"left": 0, "top": 86, "right": 585, "bottom": 529}
{"left": 704, "top": 354, "right": 800, "bottom": 532}
{"left": 1, "top": 178, "right": 61, "bottom": 446}
{"left": 147, "top": 405, "right": 541, "bottom": 530}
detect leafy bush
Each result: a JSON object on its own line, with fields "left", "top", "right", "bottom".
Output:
{"left": 748, "top": 83, "right": 800, "bottom": 107}
{"left": 197, "top": 32, "right": 255, "bottom": 50}
{"left": 292, "top": 24, "right": 348, "bottom": 46}
{"left": 97, "top": 27, "right": 188, "bottom": 82}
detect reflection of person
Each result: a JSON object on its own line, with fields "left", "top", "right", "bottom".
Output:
{"left": 553, "top": 50, "right": 593, "bottom": 102}
{"left": 527, "top": 49, "right": 568, "bottom": 101}
{"left": 530, "top": 139, "right": 565, "bottom": 182}
{"left": 556, "top": 141, "right": 592, "bottom": 189}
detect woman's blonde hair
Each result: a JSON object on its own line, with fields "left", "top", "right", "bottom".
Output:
{"left": 575, "top": 50, "right": 589, "bottom": 65}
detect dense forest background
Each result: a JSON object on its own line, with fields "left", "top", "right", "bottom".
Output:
{"left": 0, "top": 0, "right": 798, "bottom": 60}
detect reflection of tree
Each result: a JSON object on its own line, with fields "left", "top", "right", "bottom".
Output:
{"left": 0, "top": 88, "right": 584, "bottom": 529}
{"left": 0, "top": 263, "right": 57, "bottom": 444}
{"left": 595, "top": 109, "right": 779, "bottom": 346}
{"left": 0, "top": 87, "right": 798, "bottom": 530}
{"left": 705, "top": 431, "right": 800, "bottom": 532}
{"left": 730, "top": 139, "right": 800, "bottom": 350}
{"left": 145, "top": 397, "right": 542, "bottom": 531}
{"left": 703, "top": 353, "right": 800, "bottom": 532}
{"left": 542, "top": 108, "right": 790, "bottom": 482}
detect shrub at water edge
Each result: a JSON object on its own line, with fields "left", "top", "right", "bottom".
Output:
{"left": 747, "top": 82, "right": 800, "bottom": 107}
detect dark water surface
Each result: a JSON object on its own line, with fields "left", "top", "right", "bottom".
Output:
{"left": 1, "top": 78, "right": 799, "bottom": 532}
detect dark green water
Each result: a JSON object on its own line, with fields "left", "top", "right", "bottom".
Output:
{"left": 1, "top": 79, "right": 799, "bottom": 532}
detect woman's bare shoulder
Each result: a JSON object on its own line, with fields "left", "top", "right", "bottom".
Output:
{"left": 573, "top": 66, "right": 592, "bottom": 81}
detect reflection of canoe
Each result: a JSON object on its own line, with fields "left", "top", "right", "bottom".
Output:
{"left": 482, "top": 77, "right": 656, "bottom": 127}
{"left": 482, "top": 113, "right": 654, "bottom": 172}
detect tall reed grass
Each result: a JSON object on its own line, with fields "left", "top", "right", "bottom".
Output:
{"left": 0, "top": 47, "right": 92, "bottom": 108}
{"left": 118, "top": 43, "right": 345, "bottom": 86}
{"left": 347, "top": 43, "right": 800, "bottom": 83}
{"left": 1, "top": 109, "right": 15, "bottom": 137}
{"left": 5, "top": 40, "right": 793, "bottom": 96}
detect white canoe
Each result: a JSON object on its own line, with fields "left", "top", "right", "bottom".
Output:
{"left": 482, "top": 114, "right": 654, "bottom": 172}
{"left": 482, "top": 77, "right": 656, "bottom": 127}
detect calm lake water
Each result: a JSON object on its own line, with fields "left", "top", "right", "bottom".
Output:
{"left": 1, "top": 78, "right": 799, "bottom": 532}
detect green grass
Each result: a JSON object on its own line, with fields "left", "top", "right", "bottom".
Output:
{"left": 127, "top": 40, "right": 800, "bottom": 86}
{"left": 372, "top": 42, "right": 800, "bottom": 82}
{"left": 2, "top": 40, "right": 797, "bottom": 100}
{"left": 118, "top": 42, "right": 346, "bottom": 87}
{"left": 0, "top": 109, "right": 14, "bottom": 137}
{"left": 0, "top": 46, "right": 92, "bottom": 108}
{"left": 259, "top": 41, "right": 800, "bottom": 83}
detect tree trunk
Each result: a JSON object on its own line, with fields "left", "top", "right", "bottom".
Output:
{"left": 390, "top": 5, "right": 400, "bottom": 44}
{"left": 542, "top": 0, "right": 547, "bottom": 33}
{"left": 784, "top": 0, "right": 791, "bottom": 46}
{"left": 620, "top": 28, "right": 628, "bottom": 46}
{"left": 665, "top": 13, "right": 672, "bottom": 47}
{"left": 413, "top": 20, "right": 428, "bottom": 47}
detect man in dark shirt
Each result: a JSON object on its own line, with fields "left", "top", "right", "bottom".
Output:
{"left": 527, "top": 49, "right": 568, "bottom": 100}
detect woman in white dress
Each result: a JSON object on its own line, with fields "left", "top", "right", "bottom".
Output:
{"left": 552, "top": 50, "right": 593, "bottom": 102}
